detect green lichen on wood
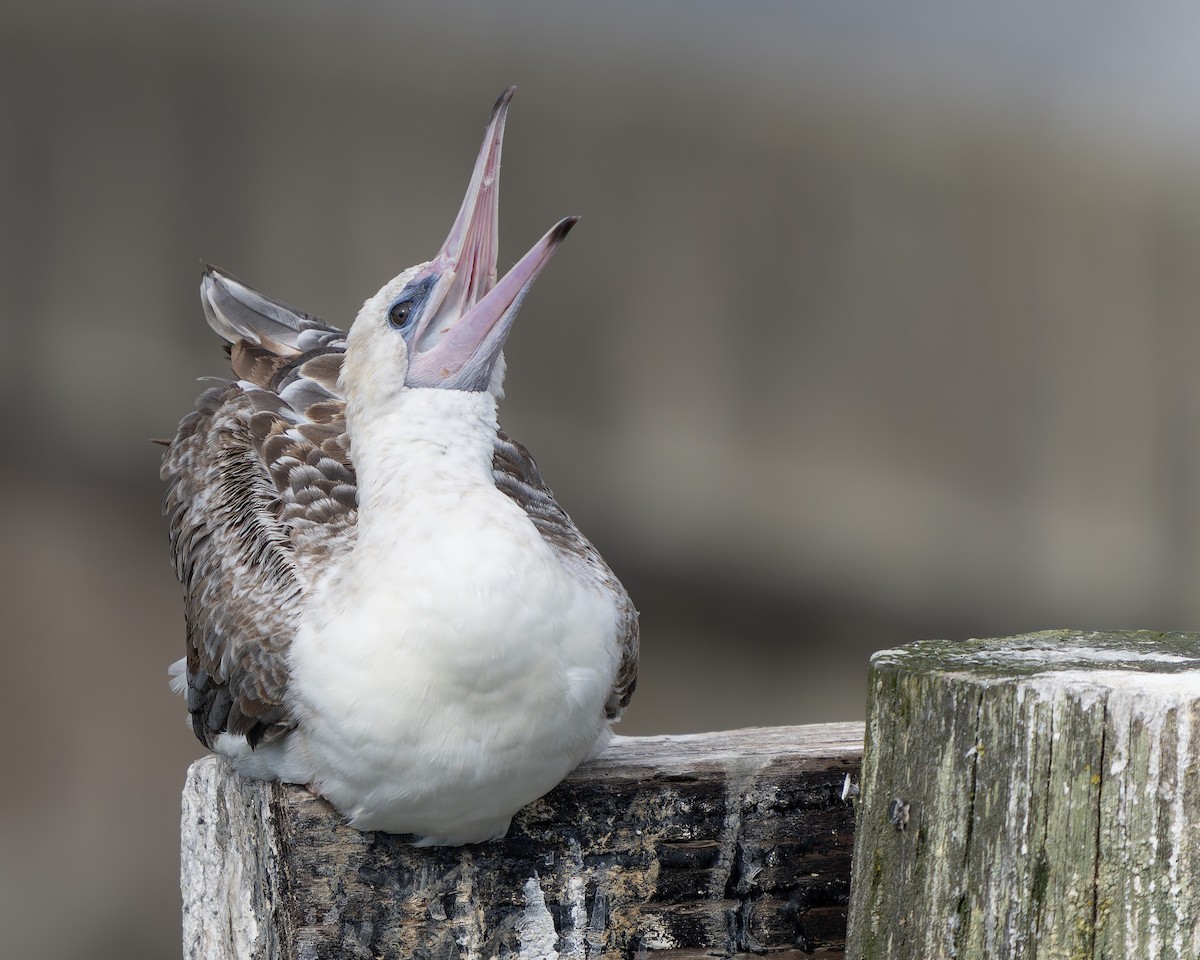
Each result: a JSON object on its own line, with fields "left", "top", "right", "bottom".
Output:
{"left": 870, "top": 629, "right": 1200, "bottom": 678}
{"left": 847, "top": 630, "right": 1200, "bottom": 960}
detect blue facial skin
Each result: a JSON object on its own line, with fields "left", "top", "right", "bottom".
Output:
{"left": 391, "top": 271, "right": 508, "bottom": 393}
{"left": 387, "top": 275, "right": 438, "bottom": 339}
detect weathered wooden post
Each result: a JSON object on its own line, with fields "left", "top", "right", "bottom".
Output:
{"left": 847, "top": 629, "right": 1200, "bottom": 959}
{"left": 182, "top": 723, "right": 862, "bottom": 959}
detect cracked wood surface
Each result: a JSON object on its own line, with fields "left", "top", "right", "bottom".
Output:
{"left": 847, "top": 629, "right": 1200, "bottom": 960}
{"left": 181, "top": 723, "right": 863, "bottom": 959}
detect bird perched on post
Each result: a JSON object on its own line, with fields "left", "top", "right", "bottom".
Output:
{"left": 161, "top": 88, "right": 638, "bottom": 846}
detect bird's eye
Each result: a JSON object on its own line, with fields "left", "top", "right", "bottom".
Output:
{"left": 388, "top": 301, "right": 413, "bottom": 330}
{"left": 386, "top": 276, "right": 434, "bottom": 332}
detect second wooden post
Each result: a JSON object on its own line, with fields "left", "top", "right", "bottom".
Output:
{"left": 847, "top": 629, "right": 1200, "bottom": 960}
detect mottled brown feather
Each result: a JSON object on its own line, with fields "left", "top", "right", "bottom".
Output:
{"left": 162, "top": 342, "right": 357, "bottom": 748}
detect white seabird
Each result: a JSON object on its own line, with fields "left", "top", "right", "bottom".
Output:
{"left": 162, "top": 88, "right": 638, "bottom": 846}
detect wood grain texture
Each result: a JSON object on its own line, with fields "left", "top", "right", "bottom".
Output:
{"left": 847, "top": 629, "right": 1200, "bottom": 960}
{"left": 182, "top": 723, "right": 863, "bottom": 959}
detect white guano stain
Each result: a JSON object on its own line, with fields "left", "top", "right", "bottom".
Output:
{"left": 451, "top": 856, "right": 486, "bottom": 960}
{"left": 517, "top": 876, "right": 560, "bottom": 960}
{"left": 557, "top": 840, "right": 588, "bottom": 960}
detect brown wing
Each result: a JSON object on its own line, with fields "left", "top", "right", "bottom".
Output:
{"left": 491, "top": 430, "right": 639, "bottom": 719}
{"left": 162, "top": 268, "right": 357, "bottom": 749}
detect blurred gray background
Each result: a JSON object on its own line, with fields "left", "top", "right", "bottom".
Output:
{"left": 6, "top": 1, "right": 1200, "bottom": 956}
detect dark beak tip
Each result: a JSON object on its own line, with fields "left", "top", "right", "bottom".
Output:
{"left": 491, "top": 86, "right": 518, "bottom": 120}
{"left": 550, "top": 216, "right": 580, "bottom": 244}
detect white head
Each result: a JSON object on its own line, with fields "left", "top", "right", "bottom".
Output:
{"left": 341, "top": 88, "right": 576, "bottom": 418}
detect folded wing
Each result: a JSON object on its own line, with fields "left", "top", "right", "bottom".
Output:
{"left": 162, "top": 268, "right": 357, "bottom": 748}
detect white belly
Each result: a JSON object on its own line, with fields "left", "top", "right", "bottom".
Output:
{"left": 251, "top": 493, "right": 620, "bottom": 844}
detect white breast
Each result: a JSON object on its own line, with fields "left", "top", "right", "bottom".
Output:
{"left": 236, "top": 390, "right": 622, "bottom": 844}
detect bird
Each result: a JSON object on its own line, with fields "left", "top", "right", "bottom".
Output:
{"left": 161, "top": 88, "right": 638, "bottom": 846}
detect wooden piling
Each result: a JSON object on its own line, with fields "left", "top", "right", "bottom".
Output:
{"left": 846, "top": 629, "right": 1200, "bottom": 960}
{"left": 181, "top": 723, "right": 862, "bottom": 959}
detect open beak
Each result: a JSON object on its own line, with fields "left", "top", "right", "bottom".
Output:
{"left": 404, "top": 87, "right": 577, "bottom": 391}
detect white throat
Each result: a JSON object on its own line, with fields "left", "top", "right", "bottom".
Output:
{"left": 348, "top": 387, "right": 500, "bottom": 534}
